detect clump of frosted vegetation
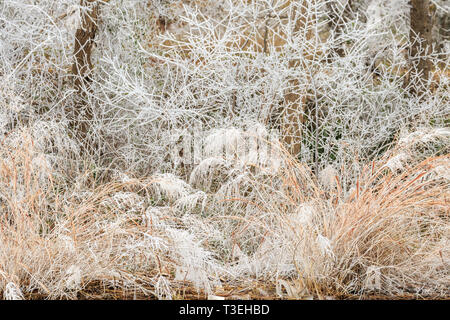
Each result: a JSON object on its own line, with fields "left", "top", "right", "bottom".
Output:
{"left": 4, "top": 283, "right": 24, "bottom": 300}
{"left": 0, "top": 0, "right": 448, "bottom": 299}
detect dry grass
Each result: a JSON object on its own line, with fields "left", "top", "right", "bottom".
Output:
{"left": 0, "top": 127, "right": 448, "bottom": 300}
{"left": 0, "top": 0, "right": 448, "bottom": 300}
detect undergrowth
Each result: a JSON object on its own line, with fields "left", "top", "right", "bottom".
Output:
{"left": 0, "top": 0, "right": 448, "bottom": 299}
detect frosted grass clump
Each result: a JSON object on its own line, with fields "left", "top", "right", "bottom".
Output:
{"left": 319, "top": 165, "right": 338, "bottom": 190}
{"left": 142, "top": 206, "right": 172, "bottom": 230}
{"left": 175, "top": 190, "right": 208, "bottom": 213}
{"left": 169, "top": 228, "right": 221, "bottom": 294}
{"left": 317, "top": 234, "right": 334, "bottom": 258}
{"left": 101, "top": 192, "right": 145, "bottom": 213}
{"left": 149, "top": 173, "right": 193, "bottom": 203}
{"left": 4, "top": 282, "right": 24, "bottom": 300}
{"left": 30, "top": 121, "right": 80, "bottom": 158}
{"left": 204, "top": 127, "right": 244, "bottom": 159}
{"left": 383, "top": 152, "right": 408, "bottom": 172}
{"left": 189, "top": 157, "right": 231, "bottom": 191}
{"left": 398, "top": 127, "right": 450, "bottom": 147}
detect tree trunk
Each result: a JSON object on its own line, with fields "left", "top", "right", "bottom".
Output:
{"left": 282, "top": 1, "right": 315, "bottom": 158}
{"left": 408, "top": 0, "right": 433, "bottom": 96}
{"left": 71, "top": 0, "right": 99, "bottom": 151}
{"left": 433, "top": 3, "right": 448, "bottom": 63}
{"left": 326, "top": 0, "right": 356, "bottom": 59}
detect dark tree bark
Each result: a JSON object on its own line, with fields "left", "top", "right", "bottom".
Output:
{"left": 282, "top": 1, "right": 315, "bottom": 158}
{"left": 71, "top": 0, "right": 99, "bottom": 151}
{"left": 408, "top": 0, "right": 433, "bottom": 96}
{"left": 326, "top": 0, "right": 357, "bottom": 59}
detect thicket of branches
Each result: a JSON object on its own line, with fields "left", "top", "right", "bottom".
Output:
{"left": 0, "top": 0, "right": 448, "bottom": 299}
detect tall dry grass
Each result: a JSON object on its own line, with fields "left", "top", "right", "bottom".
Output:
{"left": 0, "top": 127, "right": 447, "bottom": 299}
{"left": 0, "top": 0, "right": 448, "bottom": 300}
